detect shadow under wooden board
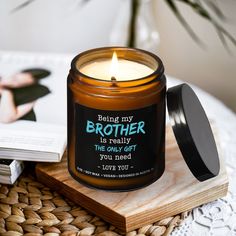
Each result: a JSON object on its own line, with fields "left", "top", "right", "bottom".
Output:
{"left": 36, "top": 126, "right": 228, "bottom": 232}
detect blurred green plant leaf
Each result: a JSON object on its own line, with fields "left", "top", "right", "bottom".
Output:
{"left": 11, "top": 0, "right": 36, "bottom": 13}
{"left": 172, "top": 0, "right": 236, "bottom": 49}
{"left": 204, "top": 0, "right": 226, "bottom": 20}
{"left": 11, "top": 0, "right": 236, "bottom": 50}
{"left": 165, "top": 0, "right": 205, "bottom": 46}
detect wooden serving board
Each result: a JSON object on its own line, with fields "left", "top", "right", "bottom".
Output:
{"left": 36, "top": 126, "right": 228, "bottom": 232}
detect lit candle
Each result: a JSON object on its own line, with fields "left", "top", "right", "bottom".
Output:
{"left": 80, "top": 52, "right": 154, "bottom": 81}
{"left": 67, "top": 47, "right": 166, "bottom": 191}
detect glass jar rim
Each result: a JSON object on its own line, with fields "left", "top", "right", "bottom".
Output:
{"left": 70, "top": 47, "right": 164, "bottom": 87}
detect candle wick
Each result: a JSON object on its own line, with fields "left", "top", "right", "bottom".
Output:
{"left": 111, "top": 76, "right": 117, "bottom": 87}
{"left": 111, "top": 76, "right": 117, "bottom": 82}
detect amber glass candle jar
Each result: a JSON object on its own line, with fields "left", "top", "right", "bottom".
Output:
{"left": 67, "top": 47, "right": 166, "bottom": 191}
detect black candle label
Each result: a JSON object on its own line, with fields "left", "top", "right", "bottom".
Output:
{"left": 75, "top": 103, "right": 165, "bottom": 179}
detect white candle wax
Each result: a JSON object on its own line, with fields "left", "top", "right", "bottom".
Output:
{"left": 80, "top": 57, "right": 154, "bottom": 81}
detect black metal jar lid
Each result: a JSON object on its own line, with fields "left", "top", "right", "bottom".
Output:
{"left": 167, "top": 83, "right": 220, "bottom": 181}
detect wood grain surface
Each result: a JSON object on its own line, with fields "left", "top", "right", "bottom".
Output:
{"left": 36, "top": 126, "right": 228, "bottom": 232}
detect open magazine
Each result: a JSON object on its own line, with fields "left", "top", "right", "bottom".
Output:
{"left": 0, "top": 51, "right": 72, "bottom": 162}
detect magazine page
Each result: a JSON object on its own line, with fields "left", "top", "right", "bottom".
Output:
{"left": 0, "top": 51, "right": 73, "bottom": 161}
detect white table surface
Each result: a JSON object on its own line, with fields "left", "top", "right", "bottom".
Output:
{"left": 1, "top": 51, "right": 236, "bottom": 236}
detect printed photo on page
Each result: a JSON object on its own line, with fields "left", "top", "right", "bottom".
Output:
{"left": 0, "top": 51, "right": 72, "bottom": 162}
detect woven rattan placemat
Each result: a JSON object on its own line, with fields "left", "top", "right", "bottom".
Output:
{"left": 0, "top": 175, "right": 188, "bottom": 236}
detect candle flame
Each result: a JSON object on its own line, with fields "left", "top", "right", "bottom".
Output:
{"left": 109, "top": 52, "right": 118, "bottom": 80}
